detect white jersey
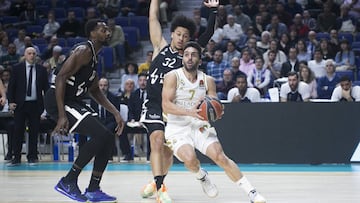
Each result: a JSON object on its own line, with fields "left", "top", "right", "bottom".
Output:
{"left": 167, "top": 68, "right": 208, "bottom": 125}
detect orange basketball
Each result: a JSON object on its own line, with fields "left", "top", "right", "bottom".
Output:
{"left": 197, "top": 96, "right": 224, "bottom": 122}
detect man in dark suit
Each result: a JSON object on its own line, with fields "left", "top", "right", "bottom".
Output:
{"left": 7, "top": 47, "right": 50, "bottom": 166}
{"left": 127, "top": 73, "right": 148, "bottom": 159}
{"left": 280, "top": 47, "right": 300, "bottom": 78}
{"left": 90, "top": 77, "right": 120, "bottom": 161}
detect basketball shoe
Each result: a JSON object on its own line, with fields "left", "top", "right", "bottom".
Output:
{"left": 54, "top": 177, "right": 87, "bottom": 202}
{"left": 198, "top": 169, "right": 218, "bottom": 198}
{"left": 140, "top": 181, "right": 156, "bottom": 198}
{"left": 249, "top": 190, "right": 266, "bottom": 203}
{"left": 156, "top": 184, "right": 172, "bottom": 203}
{"left": 84, "top": 188, "right": 117, "bottom": 202}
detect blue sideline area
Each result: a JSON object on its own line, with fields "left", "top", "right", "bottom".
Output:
{"left": 1, "top": 163, "right": 360, "bottom": 172}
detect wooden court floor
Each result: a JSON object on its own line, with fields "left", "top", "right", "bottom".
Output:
{"left": 1, "top": 157, "right": 360, "bottom": 203}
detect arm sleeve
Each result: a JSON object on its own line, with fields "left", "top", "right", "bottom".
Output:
{"left": 197, "top": 7, "right": 217, "bottom": 48}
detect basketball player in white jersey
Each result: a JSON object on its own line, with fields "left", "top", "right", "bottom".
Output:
{"left": 162, "top": 42, "right": 267, "bottom": 203}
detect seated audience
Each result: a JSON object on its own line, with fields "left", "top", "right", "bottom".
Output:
{"left": 247, "top": 56, "right": 270, "bottom": 96}
{"left": 317, "top": 59, "right": 340, "bottom": 99}
{"left": 239, "top": 49, "right": 255, "bottom": 76}
{"left": 216, "top": 69, "right": 235, "bottom": 100}
{"left": 206, "top": 49, "right": 230, "bottom": 84}
{"left": 331, "top": 76, "right": 360, "bottom": 101}
{"left": 138, "top": 51, "right": 153, "bottom": 74}
{"left": 280, "top": 71, "right": 311, "bottom": 102}
{"left": 280, "top": 47, "right": 300, "bottom": 78}
{"left": 228, "top": 74, "right": 260, "bottom": 103}
{"left": 120, "top": 63, "right": 138, "bottom": 93}
{"left": 334, "top": 39, "right": 355, "bottom": 71}
{"left": 308, "top": 49, "right": 326, "bottom": 78}
{"left": 299, "top": 61, "right": 318, "bottom": 99}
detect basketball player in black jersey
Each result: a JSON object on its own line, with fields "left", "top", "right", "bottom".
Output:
{"left": 44, "top": 19, "right": 124, "bottom": 202}
{"left": 140, "top": 0, "right": 219, "bottom": 202}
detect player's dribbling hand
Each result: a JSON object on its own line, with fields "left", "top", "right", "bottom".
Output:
{"left": 54, "top": 116, "right": 69, "bottom": 135}
{"left": 203, "top": 0, "right": 219, "bottom": 8}
{"left": 114, "top": 113, "right": 125, "bottom": 136}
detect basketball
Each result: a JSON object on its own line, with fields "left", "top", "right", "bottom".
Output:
{"left": 197, "top": 96, "right": 224, "bottom": 122}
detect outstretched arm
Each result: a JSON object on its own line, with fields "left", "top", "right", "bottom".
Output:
{"left": 198, "top": 0, "right": 219, "bottom": 49}
{"left": 149, "top": 0, "right": 168, "bottom": 58}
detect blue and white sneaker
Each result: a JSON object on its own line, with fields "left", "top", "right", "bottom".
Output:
{"left": 54, "top": 177, "right": 87, "bottom": 202}
{"left": 84, "top": 188, "right": 117, "bottom": 202}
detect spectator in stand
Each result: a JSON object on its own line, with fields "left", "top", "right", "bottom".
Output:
{"left": 222, "top": 14, "right": 243, "bottom": 43}
{"left": 216, "top": 5, "right": 228, "bottom": 29}
{"left": 288, "top": 30, "right": 298, "bottom": 48}
{"left": 317, "top": 3, "right": 337, "bottom": 33}
{"left": 263, "top": 39, "right": 287, "bottom": 67}
{"left": 280, "top": 47, "right": 300, "bottom": 78}
{"left": 242, "top": 37, "right": 262, "bottom": 59}
{"left": 210, "top": 23, "right": 224, "bottom": 45}
{"left": 202, "top": 40, "right": 216, "bottom": 68}
{"left": 216, "top": 69, "right": 235, "bottom": 100}
{"left": 136, "top": 0, "right": 150, "bottom": 16}
{"left": 258, "top": 3, "right": 271, "bottom": 26}
{"left": 225, "top": 0, "right": 239, "bottom": 15}
{"left": 1, "top": 68, "right": 10, "bottom": 89}
{"left": 206, "top": 49, "right": 230, "bottom": 84}
{"left": 17, "top": 36, "right": 40, "bottom": 56}
{"left": 57, "top": 10, "right": 81, "bottom": 38}
{"left": 223, "top": 41, "right": 241, "bottom": 64}
{"left": 331, "top": 75, "right": 360, "bottom": 101}
{"left": 242, "top": 0, "right": 258, "bottom": 20}
{"left": 0, "top": 43, "right": 20, "bottom": 69}
{"left": 233, "top": 5, "right": 251, "bottom": 33}
{"left": 274, "top": 2, "right": 292, "bottom": 27}
{"left": 278, "top": 33, "right": 291, "bottom": 56}
{"left": 317, "top": 59, "right": 340, "bottom": 99}
{"left": 252, "top": 14, "right": 265, "bottom": 37}
{"left": 96, "top": 0, "right": 121, "bottom": 19}
{"left": 345, "top": 0, "right": 360, "bottom": 19}
{"left": 80, "top": 7, "right": 99, "bottom": 37}
{"left": 319, "top": 39, "right": 336, "bottom": 60}
{"left": 296, "top": 39, "right": 311, "bottom": 62}
{"left": 43, "top": 45, "right": 66, "bottom": 83}
{"left": 0, "top": 0, "right": 11, "bottom": 17}
{"left": 227, "top": 74, "right": 260, "bottom": 103}
{"left": 329, "top": 29, "right": 340, "bottom": 53}
{"left": 302, "top": 10, "right": 317, "bottom": 31}
{"left": 118, "top": 78, "right": 135, "bottom": 105}
{"left": 120, "top": 63, "right": 139, "bottom": 93}
{"left": 299, "top": 61, "right": 318, "bottom": 99}
{"left": 265, "top": 14, "right": 288, "bottom": 38}
{"left": 239, "top": 49, "right": 255, "bottom": 76}
{"left": 280, "top": 71, "right": 311, "bottom": 102}
{"left": 229, "top": 56, "right": 246, "bottom": 80}
{"left": 0, "top": 36, "right": 9, "bottom": 57}
{"left": 336, "top": 4, "right": 357, "bottom": 33}
{"left": 306, "top": 31, "right": 319, "bottom": 59}
{"left": 40, "top": 36, "right": 59, "bottom": 61}
{"left": 138, "top": 51, "right": 153, "bottom": 74}
{"left": 334, "top": 39, "right": 355, "bottom": 71}
{"left": 42, "top": 11, "right": 60, "bottom": 41}
{"left": 247, "top": 56, "right": 270, "bottom": 96}
{"left": 308, "top": 49, "right": 326, "bottom": 78}
{"left": 107, "top": 18, "right": 126, "bottom": 66}
{"left": 290, "top": 13, "right": 309, "bottom": 39}
{"left": 119, "top": 0, "right": 138, "bottom": 17}
{"left": 265, "top": 50, "right": 282, "bottom": 82}
{"left": 257, "top": 31, "right": 271, "bottom": 54}
{"left": 18, "top": 2, "right": 39, "bottom": 27}
{"left": 194, "top": 14, "right": 206, "bottom": 40}
{"left": 285, "top": 0, "right": 303, "bottom": 17}
{"left": 13, "top": 29, "right": 26, "bottom": 55}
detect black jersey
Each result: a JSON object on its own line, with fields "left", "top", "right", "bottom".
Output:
{"left": 53, "top": 40, "right": 97, "bottom": 100}
{"left": 147, "top": 45, "right": 183, "bottom": 103}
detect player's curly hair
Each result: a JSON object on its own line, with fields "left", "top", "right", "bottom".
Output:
{"left": 170, "top": 15, "right": 196, "bottom": 38}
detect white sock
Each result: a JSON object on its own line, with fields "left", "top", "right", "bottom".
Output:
{"left": 195, "top": 168, "right": 207, "bottom": 180}
{"left": 236, "top": 176, "right": 255, "bottom": 196}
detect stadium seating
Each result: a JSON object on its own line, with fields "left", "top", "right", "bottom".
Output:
{"left": 122, "top": 26, "right": 140, "bottom": 48}
{"left": 129, "top": 16, "right": 149, "bottom": 40}
{"left": 336, "top": 70, "right": 355, "bottom": 81}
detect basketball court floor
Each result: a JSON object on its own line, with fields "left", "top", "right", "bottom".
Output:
{"left": 1, "top": 156, "right": 360, "bottom": 203}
